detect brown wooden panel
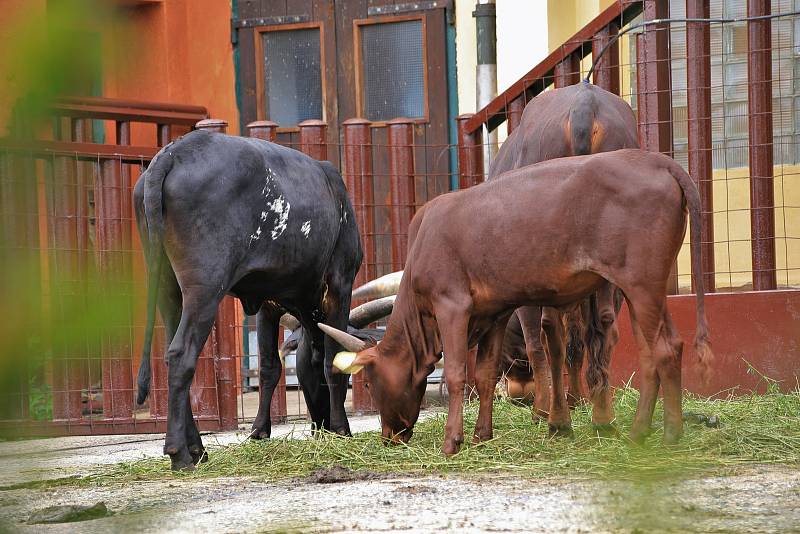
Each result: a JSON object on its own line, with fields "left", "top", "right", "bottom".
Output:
{"left": 238, "top": 0, "right": 262, "bottom": 18}
{"left": 238, "top": 28, "right": 258, "bottom": 126}
{"left": 286, "top": 0, "right": 313, "bottom": 17}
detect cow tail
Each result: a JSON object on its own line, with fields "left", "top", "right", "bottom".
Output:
{"left": 583, "top": 294, "right": 608, "bottom": 397}
{"left": 568, "top": 87, "right": 596, "bottom": 157}
{"left": 136, "top": 151, "right": 173, "bottom": 405}
{"left": 667, "top": 159, "right": 714, "bottom": 384}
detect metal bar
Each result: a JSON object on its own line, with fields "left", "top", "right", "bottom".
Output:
{"left": 592, "top": 22, "right": 620, "bottom": 94}
{"left": 639, "top": 1, "right": 677, "bottom": 295}
{"left": 747, "top": 0, "right": 777, "bottom": 291}
{"left": 686, "top": 0, "right": 715, "bottom": 293}
{"left": 342, "top": 118, "right": 376, "bottom": 415}
{"left": 456, "top": 114, "right": 484, "bottom": 189}
{"left": 0, "top": 139, "right": 159, "bottom": 163}
{"left": 554, "top": 52, "right": 581, "bottom": 89}
{"left": 368, "top": 1, "right": 450, "bottom": 16}
{"left": 195, "top": 119, "right": 229, "bottom": 134}
{"left": 215, "top": 297, "right": 240, "bottom": 430}
{"left": 247, "top": 120, "right": 278, "bottom": 143}
{"left": 98, "top": 156, "right": 134, "bottom": 420}
{"left": 298, "top": 120, "right": 328, "bottom": 161}
{"left": 387, "top": 118, "right": 416, "bottom": 271}
{"left": 506, "top": 96, "right": 525, "bottom": 136}
{"left": 156, "top": 123, "right": 171, "bottom": 147}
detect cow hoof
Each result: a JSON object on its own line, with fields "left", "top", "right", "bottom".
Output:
{"left": 249, "top": 427, "right": 270, "bottom": 440}
{"left": 591, "top": 423, "right": 619, "bottom": 438}
{"left": 169, "top": 451, "right": 196, "bottom": 472}
{"left": 548, "top": 423, "right": 574, "bottom": 438}
{"left": 628, "top": 427, "right": 652, "bottom": 445}
{"left": 189, "top": 446, "right": 208, "bottom": 464}
{"left": 663, "top": 426, "right": 683, "bottom": 445}
{"left": 532, "top": 408, "right": 549, "bottom": 421}
{"left": 472, "top": 431, "right": 493, "bottom": 444}
{"left": 442, "top": 438, "right": 463, "bottom": 456}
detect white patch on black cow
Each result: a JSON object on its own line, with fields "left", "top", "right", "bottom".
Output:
{"left": 249, "top": 168, "right": 290, "bottom": 247}
{"left": 301, "top": 220, "right": 311, "bottom": 238}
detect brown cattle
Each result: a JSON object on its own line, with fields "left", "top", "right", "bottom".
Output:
{"left": 322, "top": 148, "right": 712, "bottom": 454}
{"left": 489, "top": 82, "right": 639, "bottom": 432}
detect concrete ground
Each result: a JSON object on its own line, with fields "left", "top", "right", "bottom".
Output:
{"left": 1, "top": 385, "right": 799, "bottom": 533}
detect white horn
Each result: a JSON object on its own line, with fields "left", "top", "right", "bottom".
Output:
{"left": 349, "top": 295, "right": 396, "bottom": 328}
{"left": 352, "top": 270, "right": 403, "bottom": 300}
{"left": 317, "top": 323, "right": 368, "bottom": 352}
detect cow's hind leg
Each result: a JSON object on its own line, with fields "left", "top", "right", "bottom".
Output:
{"left": 586, "top": 282, "right": 622, "bottom": 437}
{"left": 296, "top": 329, "right": 330, "bottom": 434}
{"left": 625, "top": 289, "right": 683, "bottom": 444}
{"left": 517, "top": 306, "right": 550, "bottom": 420}
{"left": 322, "top": 291, "right": 355, "bottom": 436}
{"left": 541, "top": 307, "right": 572, "bottom": 437}
{"left": 565, "top": 306, "right": 587, "bottom": 409}
{"left": 473, "top": 319, "right": 508, "bottom": 444}
{"left": 163, "top": 293, "right": 221, "bottom": 470}
{"left": 250, "top": 306, "right": 281, "bottom": 440}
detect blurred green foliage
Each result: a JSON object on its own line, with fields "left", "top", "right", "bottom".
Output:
{"left": 0, "top": 0, "right": 136, "bottom": 435}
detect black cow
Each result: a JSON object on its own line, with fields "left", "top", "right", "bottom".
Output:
{"left": 134, "top": 130, "right": 362, "bottom": 470}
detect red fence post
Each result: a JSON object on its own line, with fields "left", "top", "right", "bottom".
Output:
{"left": 342, "top": 118, "right": 376, "bottom": 414}
{"left": 98, "top": 123, "right": 134, "bottom": 419}
{"left": 506, "top": 96, "right": 525, "bottom": 136}
{"left": 747, "top": 0, "right": 777, "bottom": 290}
{"left": 637, "top": 2, "right": 677, "bottom": 294}
{"left": 245, "top": 120, "right": 287, "bottom": 424}
{"left": 387, "top": 118, "right": 416, "bottom": 272}
{"left": 554, "top": 52, "right": 581, "bottom": 89}
{"left": 298, "top": 120, "right": 328, "bottom": 161}
{"left": 686, "top": 0, "right": 715, "bottom": 293}
{"left": 592, "top": 22, "right": 620, "bottom": 94}
{"left": 50, "top": 121, "right": 87, "bottom": 420}
{"left": 195, "top": 118, "right": 238, "bottom": 430}
{"left": 247, "top": 120, "right": 278, "bottom": 143}
{"left": 457, "top": 114, "right": 484, "bottom": 189}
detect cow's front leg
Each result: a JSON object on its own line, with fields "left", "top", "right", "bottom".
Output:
{"left": 164, "top": 297, "right": 219, "bottom": 471}
{"left": 541, "top": 307, "right": 572, "bottom": 437}
{"left": 473, "top": 319, "right": 508, "bottom": 444}
{"left": 322, "top": 299, "right": 353, "bottom": 436}
{"left": 434, "top": 298, "right": 471, "bottom": 456}
{"left": 250, "top": 307, "right": 281, "bottom": 440}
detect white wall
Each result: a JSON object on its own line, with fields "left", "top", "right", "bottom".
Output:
{"left": 455, "top": 0, "right": 549, "bottom": 114}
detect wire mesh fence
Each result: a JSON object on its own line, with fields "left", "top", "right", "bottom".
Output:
{"left": 2, "top": 0, "right": 799, "bottom": 436}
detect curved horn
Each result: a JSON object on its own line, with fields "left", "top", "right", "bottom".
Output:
{"left": 352, "top": 270, "right": 403, "bottom": 300}
{"left": 317, "top": 323, "right": 368, "bottom": 352}
{"left": 279, "top": 313, "right": 300, "bottom": 331}
{"left": 348, "top": 295, "right": 396, "bottom": 329}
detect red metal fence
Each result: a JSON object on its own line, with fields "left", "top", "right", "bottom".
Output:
{"left": 2, "top": 0, "right": 799, "bottom": 437}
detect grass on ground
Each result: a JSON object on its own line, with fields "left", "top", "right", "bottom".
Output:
{"left": 78, "top": 384, "right": 800, "bottom": 486}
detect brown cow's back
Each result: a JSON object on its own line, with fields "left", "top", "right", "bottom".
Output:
{"left": 490, "top": 83, "right": 638, "bottom": 178}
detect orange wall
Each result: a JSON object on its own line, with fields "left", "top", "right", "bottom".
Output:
{"left": 102, "top": 0, "right": 239, "bottom": 143}
{"left": 1, "top": 1, "right": 238, "bottom": 140}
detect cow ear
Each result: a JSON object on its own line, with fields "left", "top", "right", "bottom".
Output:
{"left": 332, "top": 350, "right": 376, "bottom": 374}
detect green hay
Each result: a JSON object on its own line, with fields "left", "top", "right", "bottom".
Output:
{"left": 67, "top": 386, "right": 800, "bottom": 487}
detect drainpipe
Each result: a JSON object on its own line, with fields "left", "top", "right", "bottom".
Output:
{"left": 474, "top": 0, "right": 497, "bottom": 176}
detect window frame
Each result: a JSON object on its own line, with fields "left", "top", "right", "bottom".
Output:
{"left": 254, "top": 21, "right": 327, "bottom": 132}
{"left": 353, "top": 14, "right": 430, "bottom": 127}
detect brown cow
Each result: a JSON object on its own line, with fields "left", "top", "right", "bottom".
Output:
{"left": 489, "top": 82, "right": 639, "bottom": 433}
{"left": 322, "top": 148, "right": 712, "bottom": 454}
